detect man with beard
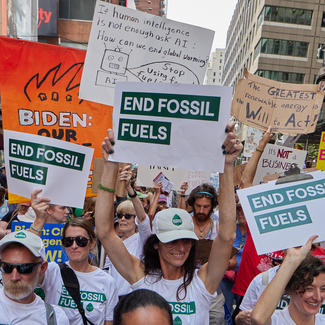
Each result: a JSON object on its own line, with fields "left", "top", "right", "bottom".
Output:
{"left": 187, "top": 183, "right": 225, "bottom": 325}
{"left": 0, "top": 230, "right": 69, "bottom": 324}
{"left": 187, "top": 183, "right": 219, "bottom": 241}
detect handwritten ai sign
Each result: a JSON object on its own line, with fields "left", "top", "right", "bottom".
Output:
{"left": 316, "top": 132, "right": 325, "bottom": 171}
{"left": 4, "top": 130, "right": 93, "bottom": 208}
{"left": 253, "top": 144, "right": 307, "bottom": 185}
{"left": 231, "top": 70, "right": 323, "bottom": 135}
{"left": 11, "top": 222, "right": 68, "bottom": 263}
{"left": 79, "top": 0, "right": 214, "bottom": 106}
{"left": 238, "top": 171, "right": 325, "bottom": 254}
{"left": 111, "top": 82, "right": 232, "bottom": 172}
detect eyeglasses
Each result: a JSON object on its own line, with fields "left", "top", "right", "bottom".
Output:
{"left": 61, "top": 236, "right": 90, "bottom": 248}
{"left": 117, "top": 213, "right": 135, "bottom": 220}
{"left": 0, "top": 261, "right": 42, "bottom": 274}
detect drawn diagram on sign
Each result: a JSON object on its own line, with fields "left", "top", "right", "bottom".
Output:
{"left": 95, "top": 48, "right": 200, "bottom": 88}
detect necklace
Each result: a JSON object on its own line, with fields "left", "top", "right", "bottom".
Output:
{"left": 195, "top": 219, "right": 212, "bottom": 239}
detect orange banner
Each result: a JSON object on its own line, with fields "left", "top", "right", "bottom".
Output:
{"left": 0, "top": 37, "right": 113, "bottom": 203}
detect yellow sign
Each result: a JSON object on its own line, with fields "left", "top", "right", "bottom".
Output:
{"left": 316, "top": 132, "right": 325, "bottom": 170}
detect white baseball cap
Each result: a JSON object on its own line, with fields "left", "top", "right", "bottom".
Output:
{"left": 0, "top": 230, "right": 46, "bottom": 260}
{"left": 152, "top": 208, "right": 198, "bottom": 243}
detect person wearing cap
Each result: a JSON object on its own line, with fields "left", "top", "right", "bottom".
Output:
{"left": 95, "top": 125, "right": 242, "bottom": 324}
{"left": 0, "top": 230, "right": 69, "bottom": 324}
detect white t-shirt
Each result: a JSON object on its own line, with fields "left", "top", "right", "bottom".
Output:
{"left": 240, "top": 266, "right": 280, "bottom": 311}
{"left": 271, "top": 307, "right": 325, "bottom": 324}
{"left": 105, "top": 215, "right": 152, "bottom": 296}
{"left": 42, "top": 262, "right": 118, "bottom": 325}
{"left": 131, "top": 269, "right": 217, "bottom": 325}
{"left": 0, "top": 289, "right": 69, "bottom": 325}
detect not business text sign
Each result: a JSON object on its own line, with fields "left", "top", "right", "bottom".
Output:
{"left": 237, "top": 171, "right": 325, "bottom": 254}
{"left": 111, "top": 82, "right": 232, "bottom": 172}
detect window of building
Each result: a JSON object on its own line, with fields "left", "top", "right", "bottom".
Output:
{"left": 322, "top": 12, "right": 325, "bottom": 27}
{"left": 256, "top": 38, "right": 308, "bottom": 57}
{"left": 213, "top": 72, "right": 216, "bottom": 76}
{"left": 264, "top": 6, "right": 312, "bottom": 25}
{"left": 59, "top": 0, "right": 96, "bottom": 20}
{"left": 213, "top": 78, "right": 215, "bottom": 82}
{"left": 256, "top": 70, "right": 304, "bottom": 83}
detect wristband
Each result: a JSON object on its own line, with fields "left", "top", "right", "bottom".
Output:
{"left": 98, "top": 183, "right": 116, "bottom": 193}
{"left": 30, "top": 224, "right": 42, "bottom": 234}
{"left": 256, "top": 148, "right": 264, "bottom": 153}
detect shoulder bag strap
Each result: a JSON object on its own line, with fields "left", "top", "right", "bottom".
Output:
{"left": 59, "top": 263, "right": 95, "bottom": 325}
{"left": 45, "top": 302, "right": 57, "bottom": 325}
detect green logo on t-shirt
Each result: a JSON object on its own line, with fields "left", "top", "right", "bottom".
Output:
{"left": 173, "top": 316, "right": 182, "bottom": 325}
{"left": 172, "top": 214, "right": 182, "bottom": 226}
{"left": 86, "top": 303, "right": 94, "bottom": 312}
{"left": 15, "top": 232, "right": 26, "bottom": 239}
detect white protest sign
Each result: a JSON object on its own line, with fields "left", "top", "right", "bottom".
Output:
{"left": 238, "top": 170, "right": 325, "bottom": 255}
{"left": 4, "top": 130, "right": 94, "bottom": 208}
{"left": 79, "top": 0, "right": 214, "bottom": 106}
{"left": 253, "top": 144, "right": 307, "bottom": 185}
{"left": 136, "top": 165, "right": 211, "bottom": 193}
{"left": 111, "top": 82, "right": 232, "bottom": 172}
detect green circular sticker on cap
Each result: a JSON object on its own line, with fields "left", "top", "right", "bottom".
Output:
{"left": 172, "top": 214, "right": 182, "bottom": 226}
{"left": 15, "top": 232, "right": 26, "bottom": 239}
{"left": 86, "top": 303, "right": 94, "bottom": 312}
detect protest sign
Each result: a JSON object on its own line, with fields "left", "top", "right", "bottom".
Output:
{"left": 243, "top": 127, "right": 263, "bottom": 158}
{"left": 11, "top": 222, "right": 68, "bottom": 263}
{"left": 79, "top": 0, "right": 214, "bottom": 106}
{"left": 136, "top": 165, "right": 211, "bottom": 194}
{"left": 4, "top": 130, "right": 93, "bottom": 208}
{"left": 111, "top": 82, "right": 232, "bottom": 172}
{"left": 253, "top": 143, "right": 307, "bottom": 185}
{"left": 0, "top": 37, "right": 113, "bottom": 203}
{"left": 316, "top": 132, "right": 325, "bottom": 170}
{"left": 237, "top": 170, "right": 325, "bottom": 255}
{"left": 231, "top": 69, "right": 323, "bottom": 135}
{"left": 263, "top": 167, "right": 318, "bottom": 183}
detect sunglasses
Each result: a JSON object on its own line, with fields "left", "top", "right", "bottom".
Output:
{"left": 61, "top": 236, "right": 90, "bottom": 248}
{"left": 117, "top": 213, "right": 135, "bottom": 220}
{"left": 0, "top": 261, "right": 42, "bottom": 274}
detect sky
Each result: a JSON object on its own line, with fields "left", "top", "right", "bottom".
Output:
{"left": 166, "top": 0, "right": 238, "bottom": 51}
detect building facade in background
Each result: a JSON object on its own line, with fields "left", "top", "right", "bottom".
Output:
{"left": 223, "top": 0, "right": 325, "bottom": 153}
{"left": 205, "top": 48, "right": 225, "bottom": 85}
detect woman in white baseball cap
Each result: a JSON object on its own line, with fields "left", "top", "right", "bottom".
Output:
{"left": 95, "top": 124, "right": 243, "bottom": 325}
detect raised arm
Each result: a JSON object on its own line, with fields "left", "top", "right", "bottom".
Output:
{"left": 147, "top": 182, "right": 162, "bottom": 222}
{"left": 199, "top": 123, "right": 243, "bottom": 294}
{"left": 240, "top": 127, "right": 273, "bottom": 188}
{"left": 95, "top": 130, "right": 144, "bottom": 284}
{"left": 251, "top": 236, "right": 317, "bottom": 325}
{"left": 28, "top": 190, "right": 50, "bottom": 236}
{"left": 177, "top": 181, "right": 188, "bottom": 210}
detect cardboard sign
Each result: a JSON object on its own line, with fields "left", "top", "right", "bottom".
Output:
{"left": 243, "top": 127, "right": 264, "bottom": 158}
{"left": 79, "top": 0, "right": 214, "bottom": 106}
{"left": 4, "top": 130, "right": 93, "bottom": 208}
{"left": 12, "top": 222, "right": 68, "bottom": 263}
{"left": 231, "top": 70, "right": 323, "bottom": 135}
{"left": 111, "top": 82, "right": 232, "bottom": 172}
{"left": 0, "top": 37, "right": 113, "bottom": 203}
{"left": 253, "top": 144, "right": 307, "bottom": 185}
{"left": 316, "top": 132, "right": 325, "bottom": 170}
{"left": 237, "top": 170, "right": 325, "bottom": 255}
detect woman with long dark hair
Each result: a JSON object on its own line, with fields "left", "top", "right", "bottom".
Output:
{"left": 95, "top": 125, "right": 242, "bottom": 324}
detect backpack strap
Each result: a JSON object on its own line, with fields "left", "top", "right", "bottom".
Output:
{"left": 262, "top": 270, "right": 269, "bottom": 286}
{"left": 59, "top": 263, "right": 95, "bottom": 325}
{"left": 45, "top": 302, "right": 57, "bottom": 325}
